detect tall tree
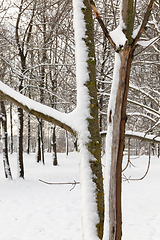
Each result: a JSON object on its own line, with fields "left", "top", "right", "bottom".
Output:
{"left": 15, "top": 0, "right": 36, "bottom": 178}
{"left": 0, "top": 0, "right": 157, "bottom": 239}
{"left": 0, "top": 0, "right": 104, "bottom": 238}
{"left": 89, "top": 0, "right": 155, "bottom": 239}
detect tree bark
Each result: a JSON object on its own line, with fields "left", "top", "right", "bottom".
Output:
{"left": 0, "top": 101, "right": 12, "bottom": 179}
{"left": 17, "top": 104, "right": 24, "bottom": 178}
{"left": 76, "top": 1, "right": 104, "bottom": 239}
{"left": 65, "top": 130, "right": 68, "bottom": 156}
{"left": 36, "top": 121, "right": 41, "bottom": 163}
{"left": 89, "top": 1, "right": 155, "bottom": 239}
{"left": 52, "top": 124, "right": 57, "bottom": 166}
{"left": 10, "top": 102, "right": 13, "bottom": 154}
{"left": 27, "top": 113, "right": 30, "bottom": 154}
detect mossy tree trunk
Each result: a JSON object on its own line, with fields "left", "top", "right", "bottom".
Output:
{"left": 77, "top": 1, "right": 104, "bottom": 239}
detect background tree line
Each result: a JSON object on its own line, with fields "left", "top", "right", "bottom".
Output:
{"left": 0, "top": 0, "right": 159, "bottom": 158}
{"left": 0, "top": 0, "right": 159, "bottom": 239}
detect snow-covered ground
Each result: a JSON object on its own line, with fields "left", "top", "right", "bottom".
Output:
{"left": 0, "top": 152, "right": 82, "bottom": 240}
{"left": 122, "top": 155, "right": 160, "bottom": 240}
{"left": 0, "top": 152, "right": 160, "bottom": 240}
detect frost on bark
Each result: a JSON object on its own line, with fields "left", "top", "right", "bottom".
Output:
{"left": 0, "top": 101, "right": 12, "bottom": 179}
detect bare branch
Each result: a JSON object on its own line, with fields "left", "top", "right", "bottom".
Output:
{"left": 88, "top": 0, "right": 117, "bottom": 51}
{"left": 123, "top": 144, "right": 151, "bottom": 181}
{"left": 133, "top": 0, "right": 155, "bottom": 47}
{"left": 39, "top": 179, "right": 80, "bottom": 191}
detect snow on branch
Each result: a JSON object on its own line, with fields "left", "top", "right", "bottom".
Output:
{"left": 0, "top": 81, "right": 76, "bottom": 136}
{"left": 127, "top": 98, "right": 160, "bottom": 118}
{"left": 101, "top": 130, "right": 160, "bottom": 143}
{"left": 125, "top": 131, "right": 160, "bottom": 143}
{"left": 127, "top": 112, "right": 157, "bottom": 123}
{"left": 129, "top": 84, "right": 159, "bottom": 106}
{"left": 137, "top": 36, "right": 159, "bottom": 47}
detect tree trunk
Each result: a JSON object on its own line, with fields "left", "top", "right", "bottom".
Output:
{"left": 73, "top": 1, "right": 104, "bottom": 239}
{"left": 40, "top": 119, "right": 45, "bottom": 164}
{"left": 36, "top": 120, "right": 41, "bottom": 163}
{"left": 104, "top": 46, "right": 133, "bottom": 240}
{"left": 0, "top": 101, "right": 12, "bottom": 179}
{"left": 17, "top": 105, "right": 24, "bottom": 178}
{"left": 10, "top": 102, "right": 13, "bottom": 154}
{"left": 51, "top": 124, "right": 57, "bottom": 166}
{"left": 65, "top": 130, "right": 68, "bottom": 156}
{"left": 27, "top": 113, "right": 30, "bottom": 154}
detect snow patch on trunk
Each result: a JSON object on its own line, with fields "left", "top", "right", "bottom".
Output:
{"left": 73, "top": 0, "right": 99, "bottom": 239}
{"left": 103, "top": 53, "right": 121, "bottom": 239}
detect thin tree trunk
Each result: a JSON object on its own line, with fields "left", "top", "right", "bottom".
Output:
{"left": 74, "top": 138, "right": 78, "bottom": 152}
{"left": 27, "top": 113, "right": 30, "bottom": 154}
{"left": 0, "top": 101, "right": 12, "bottom": 179}
{"left": 36, "top": 120, "right": 41, "bottom": 163}
{"left": 17, "top": 105, "right": 24, "bottom": 178}
{"left": 10, "top": 102, "right": 13, "bottom": 154}
{"left": 40, "top": 119, "right": 45, "bottom": 165}
{"left": 17, "top": 77, "right": 24, "bottom": 178}
{"left": 52, "top": 124, "right": 57, "bottom": 166}
{"left": 65, "top": 130, "right": 68, "bottom": 156}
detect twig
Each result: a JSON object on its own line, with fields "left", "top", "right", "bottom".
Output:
{"left": 39, "top": 179, "right": 80, "bottom": 191}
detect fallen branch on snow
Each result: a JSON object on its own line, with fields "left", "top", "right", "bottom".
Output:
{"left": 39, "top": 179, "right": 80, "bottom": 191}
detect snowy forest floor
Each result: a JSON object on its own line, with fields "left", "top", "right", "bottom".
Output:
{"left": 0, "top": 152, "right": 160, "bottom": 240}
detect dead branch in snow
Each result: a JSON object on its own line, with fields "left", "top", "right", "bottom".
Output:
{"left": 123, "top": 144, "right": 151, "bottom": 181}
{"left": 39, "top": 179, "right": 80, "bottom": 191}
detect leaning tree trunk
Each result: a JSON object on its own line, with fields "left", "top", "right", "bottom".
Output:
{"left": 0, "top": 101, "right": 12, "bottom": 179}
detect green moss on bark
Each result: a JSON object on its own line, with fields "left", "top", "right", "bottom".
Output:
{"left": 82, "top": 1, "right": 104, "bottom": 238}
